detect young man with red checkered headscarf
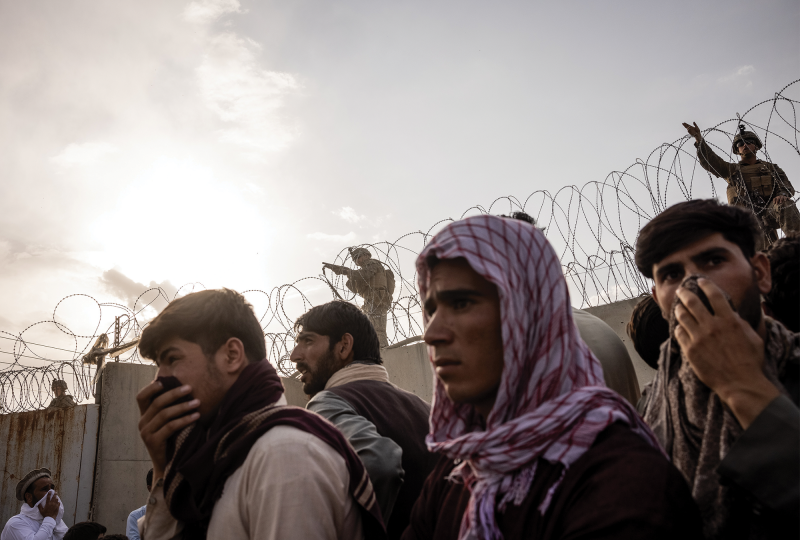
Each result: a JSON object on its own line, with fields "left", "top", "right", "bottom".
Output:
{"left": 401, "top": 215, "right": 702, "bottom": 540}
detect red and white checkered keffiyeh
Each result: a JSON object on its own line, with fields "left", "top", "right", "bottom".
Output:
{"left": 417, "top": 215, "right": 662, "bottom": 540}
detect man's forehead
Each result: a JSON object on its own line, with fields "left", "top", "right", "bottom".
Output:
{"left": 653, "top": 232, "right": 737, "bottom": 268}
{"left": 296, "top": 330, "right": 323, "bottom": 340}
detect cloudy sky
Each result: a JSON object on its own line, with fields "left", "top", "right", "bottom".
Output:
{"left": 0, "top": 0, "right": 797, "bottom": 357}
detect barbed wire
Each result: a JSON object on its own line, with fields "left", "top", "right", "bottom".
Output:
{"left": 2, "top": 79, "right": 798, "bottom": 413}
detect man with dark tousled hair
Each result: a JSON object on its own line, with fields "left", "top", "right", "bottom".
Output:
{"left": 135, "top": 288, "right": 384, "bottom": 539}
{"left": 291, "top": 301, "right": 435, "bottom": 540}
{"left": 763, "top": 234, "right": 799, "bottom": 333}
{"left": 63, "top": 522, "right": 106, "bottom": 540}
{"left": 636, "top": 199, "right": 799, "bottom": 539}
{"left": 2, "top": 468, "right": 68, "bottom": 540}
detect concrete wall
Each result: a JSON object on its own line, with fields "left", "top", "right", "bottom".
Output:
{"left": 0, "top": 404, "right": 99, "bottom": 528}
{"left": 585, "top": 296, "right": 655, "bottom": 389}
{"left": 383, "top": 342, "right": 434, "bottom": 402}
{"left": 92, "top": 362, "right": 157, "bottom": 534}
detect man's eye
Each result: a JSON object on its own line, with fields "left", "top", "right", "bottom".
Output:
{"left": 452, "top": 299, "right": 471, "bottom": 310}
{"left": 707, "top": 256, "right": 725, "bottom": 266}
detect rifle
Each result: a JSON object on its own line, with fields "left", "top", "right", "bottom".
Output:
{"left": 321, "top": 266, "right": 346, "bottom": 301}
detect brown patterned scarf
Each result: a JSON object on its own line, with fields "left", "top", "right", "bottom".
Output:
{"left": 643, "top": 275, "right": 795, "bottom": 539}
{"left": 161, "top": 360, "right": 385, "bottom": 539}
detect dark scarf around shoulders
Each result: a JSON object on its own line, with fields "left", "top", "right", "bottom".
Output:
{"left": 161, "top": 360, "right": 385, "bottom": 539}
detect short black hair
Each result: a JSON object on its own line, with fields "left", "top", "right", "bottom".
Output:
{"left": 102, "top": 535, "right": 129, "bottom": 540}
{"left": 635, "top": 199, "right": 760, "bottom": 279}
{"left": 64, "top": 522, "right": 107, "bottom": 540}
{"left": 294, "top": 301, "right": 382, "bottom": 363}
{"left": 765, "top": 235, "right": 799, "bottom": 332}
{"left": 146, "top": 468, "right": 153, "bottom": 489}
{"left": 627, "top": 295, "right": 669, "bottom": 369}
{"left": 139, "top": 289, "right": 266, "bottom": 363}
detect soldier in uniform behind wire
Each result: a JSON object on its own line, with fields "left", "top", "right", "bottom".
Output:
{"left": 47, "top": 380, "right": 76, "bottom": 409}
{"left": 323, "top": 247, "right": 393, "bottom": 348}
{"left": 683, "top": 121, "right": 800, "bottom": 249}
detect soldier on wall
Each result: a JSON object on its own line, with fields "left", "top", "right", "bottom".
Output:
{"left": 323, "top": 247, "right": 394, "bottom": 348}
{"left": 46, "top": 380, "right": 76, "bottom": 409}
{"left": 683, "top": 121, "right": 800, "bottom": 249}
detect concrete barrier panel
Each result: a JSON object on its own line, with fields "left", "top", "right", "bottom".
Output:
{"left": 585, "top": 297, "right": 656, "bottom": 390}
{"left": 0, "top": 404, "right": 99, "bottom": 528}
{"left": 382, "top": 342, "right": 434, "bottom": 403}
{"left": 92, "top": 362, "right": 157, "bottom": 534}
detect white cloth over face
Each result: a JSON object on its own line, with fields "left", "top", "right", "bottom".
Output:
{"left": 1, "top": 490, "right": 68, "bottom": 540}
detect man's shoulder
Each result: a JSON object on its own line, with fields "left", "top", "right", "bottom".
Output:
{"left": 128, "top": 504, "right": 147, "bottom": 521}
{"left": 569, "top": 423, "right": 678, "bottom": 487}
{"left": 2, "top": 514, "right": 34, "bottom": 532}
{"left": 248, "top": 424, "right": 345, "bottom": 463}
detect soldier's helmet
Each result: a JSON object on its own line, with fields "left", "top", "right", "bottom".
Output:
{"left": 348, "top": 247, "right": 372, "bottom": 262}
{"left": 51, "top": 379, "right": 68, "bottom": 391}
{"left": 732, "top": 130, "right": 762, "bottom": 153}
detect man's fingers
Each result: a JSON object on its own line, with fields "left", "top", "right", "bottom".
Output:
{"left": 141, "top": 397, "right": 200, "bottom": 435}
{"left": 153, "top": 412, "right": 200, "bottom": 442}
{"left": 138, "top": 385, "right": 193, "bottom": 428}
{"left": 696, "top": 278, "right": 735, "bottom": 320}
{"left": 674, "top": 303, "right": 700, "bottom": 337}
{"left": 675, "top": 288, "right": 712, "bottom": 324}
{"left": 137, "top": 380, "right": 164, "bottom": 415}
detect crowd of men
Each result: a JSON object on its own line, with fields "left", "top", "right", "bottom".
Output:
{"left": 3, "top": 124, "right": 798, "bottom": 540}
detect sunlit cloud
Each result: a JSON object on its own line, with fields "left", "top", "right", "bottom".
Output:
{"left": 194, "top": 29, "right": 300, "bottom": 156}
{"left": 183, "top": 0, "right": 243, "bottom": 24}
{"left": 335, "top": 206, "right": 366, "bottom": 224}
{"left": 50, "top": 142, "right": 118, "bottom": 168}
{"left": 307, "top": 231, "right": 357, "bottom": 242}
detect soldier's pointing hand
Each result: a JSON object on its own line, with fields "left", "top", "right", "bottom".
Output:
{"left": 682, "top": 122, "right": 702, "bottom": 142}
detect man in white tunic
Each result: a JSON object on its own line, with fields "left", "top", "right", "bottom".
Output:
{"left": 1, "top": 468, "right": 68, "bottom": 540}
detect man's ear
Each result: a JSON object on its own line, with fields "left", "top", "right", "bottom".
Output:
{"left": 217, "top": 338, "right": 248, "bottom": 373}
{"left": 751, "top": 252, "right": 772, "bottom": 296}
{"left": 335, "top": 333, "right": 355, "bottom": 363}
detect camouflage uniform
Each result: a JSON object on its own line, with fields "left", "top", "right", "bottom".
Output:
{"left": 695, "top": 133, "right": 800, "bottom": 250}
{"left": 343, "top": 249, "right": 392, "bottom": 348}
{"left": 47, "top": 380, "right": 76, "bottom": 409}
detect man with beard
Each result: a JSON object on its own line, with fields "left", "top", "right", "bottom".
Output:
{"left": 291, "top": 301, "right": 434, "bottom": 540}
{"left": 2, "top": 468, "right": 68, "bottom": 540}
{"left": 134, "top": 289, "right": 384, "bottom": 539}
{"left": 403, "top": 215, "right": 702, "bottom": 540}
{"left": 636, "top": 199, "right": 799, "bottom": 539}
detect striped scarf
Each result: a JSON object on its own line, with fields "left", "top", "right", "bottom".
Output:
{"left": 417, "top": 215, "right": 662, "bottom": 540}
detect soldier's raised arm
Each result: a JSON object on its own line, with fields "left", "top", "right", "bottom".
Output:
{"left": 683, "top": 121, "right": 737, "bottom": 180}
{"left": 323, "top": 262, "right": 352, "bottom": 277}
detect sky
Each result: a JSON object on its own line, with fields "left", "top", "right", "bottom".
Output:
{"left": 0, "top": 0, "right": 798, "bottom": 360}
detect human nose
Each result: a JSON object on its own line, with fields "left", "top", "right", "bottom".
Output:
{"left": 157, "top": 365, "right": 172, "bottom": 378}
{"left": 423, "top": 311, "right": 452, "bottom": 345}
{"left": 289, "top": 345, "right": 301, "bottom": 363}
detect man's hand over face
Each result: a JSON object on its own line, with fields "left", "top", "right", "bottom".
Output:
{"left": 137, "top": 381, "right": 200, "bottom": 481}
{"left": 674, "top": 278, "right": 779, "bottom": 429}
{"left": 38, "top": 492, "right": 59, "bottom": 520}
